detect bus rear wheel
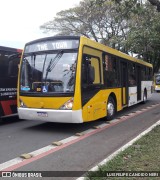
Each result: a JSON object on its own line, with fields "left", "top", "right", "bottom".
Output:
{"left": 106, "top": 97, "right": 116, "bottom": 120}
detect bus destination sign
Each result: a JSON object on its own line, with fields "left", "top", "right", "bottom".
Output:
{"left": 24, "top": 40, "right": 79, "bottom": 53}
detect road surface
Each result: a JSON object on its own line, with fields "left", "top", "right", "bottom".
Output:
{"left": 0, "top": 93, "right": 160, "bottom": 179}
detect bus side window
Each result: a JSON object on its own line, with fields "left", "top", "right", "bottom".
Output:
{"left": 82, "top": 55, "right": 98, "bottom": 87}
{"left": 0, "top": 52, "right": 8, "bottom": 78}
{"left": 82, "top": 64, "right": 87, "bottom": 84}
{"left": 142, "top": 67, "right": 145, "bottom": 81}
{"left": 8, "top": 60, "right": 14, "bottom": 77}
{"left": 88, "top": 62, "right": 95, "bottom": 84}
{"left": 148, "top": 68, "right": 153, "bottom": 80}
{"left": 128, "top": 63, "right": 136, "bottom": 86}
{"left": 8, "top": 56, "right": 19, "bottom": 77}
{"left": 104, "top": 54, "right": 119, "bottom": 87}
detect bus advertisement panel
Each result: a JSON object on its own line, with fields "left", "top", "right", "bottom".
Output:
{"left": 0, "top": 46, "right": 22, "bottom": 119}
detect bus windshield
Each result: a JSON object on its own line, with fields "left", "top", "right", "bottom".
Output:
{"left": 155, "top": 75, "right": 160, "bottom": 85}
{"left": 20, "top": 51, "right": 77, "bottom": 94}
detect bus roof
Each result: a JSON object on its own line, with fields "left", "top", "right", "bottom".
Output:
{"left": 25, "top": 36, "right": 80, "bottom": 46}
{"left": 80, "top": 36, "right": 152, "bottom": 68}
{"left": 0, "top": 46, "right": 22, "bottom": 53}
{"left": 24, "top": 35, "right": 152, "bottom": 68}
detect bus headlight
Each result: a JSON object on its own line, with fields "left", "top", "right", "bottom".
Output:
{"left": 19, "top": 99, "right": 27, "bottom": 108}
{"left": 59, "top": 98, "right": 74, "bottom": 110}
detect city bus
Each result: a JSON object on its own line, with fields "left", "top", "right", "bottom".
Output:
{"left": 0, "top": 46, "right": 22, "bottom": 120}
{"left": 154, "top": 73, "right": 160, "bottom": 92}
{"left": 17, "top": 36, "right": 153, "bottom": 123}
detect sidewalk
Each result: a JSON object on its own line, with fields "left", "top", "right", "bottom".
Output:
{"left": 78, "top": 120, "right": 160, "bottom": 179}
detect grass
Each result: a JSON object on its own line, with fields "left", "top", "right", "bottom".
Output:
{"left": 85, "top": 125, "right": 160, "bottom": 180}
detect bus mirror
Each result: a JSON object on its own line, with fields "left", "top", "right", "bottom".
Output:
{"left": 8, "top": 53, "right": 21, "bottom": 60}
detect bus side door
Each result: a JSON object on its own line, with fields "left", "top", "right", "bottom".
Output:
{"left": 120, "top": 61, "right": 128, "bottom": 106}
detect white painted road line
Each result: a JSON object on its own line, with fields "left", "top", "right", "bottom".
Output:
{"left": 60, "top": 135, "right": 79, "bottom": 144}
{"left": 30, "top": 145, "right": 55, "bottom": 157}
{"left": 77, "top": 119, "right": 160, "bottom": 180}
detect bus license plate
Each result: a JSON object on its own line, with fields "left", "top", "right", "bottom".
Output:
{"left": 37, "top": 112, "right": 48, "bottom": 117}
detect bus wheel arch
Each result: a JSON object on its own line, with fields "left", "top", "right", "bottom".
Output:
{"left": 106, "top": 93, "right": 117, "bottom": 120}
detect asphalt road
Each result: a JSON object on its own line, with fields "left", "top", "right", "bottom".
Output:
{"left": 0, "top": 92, "right": 160, "bottom": 179}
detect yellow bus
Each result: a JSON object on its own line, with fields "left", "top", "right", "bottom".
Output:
{"left": 17, "top": 36, "right": 153, "bottom": 123}
{"left": 154, "top": 73, "right": 160, "bottom": 92}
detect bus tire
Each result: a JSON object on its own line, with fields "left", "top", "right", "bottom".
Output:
{"left": 106, "top": 96, "right": 116, "bottom": 120}
{"left": 142, "top": 89, "right": 147, "bottom": 104}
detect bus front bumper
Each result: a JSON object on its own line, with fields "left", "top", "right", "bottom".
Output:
{"left": 18, "top": 108, "right": 83, "bottom": 123}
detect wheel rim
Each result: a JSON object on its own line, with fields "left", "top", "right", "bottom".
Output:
{"left": 107, "top": 101, "right": 114, "bottom": 117}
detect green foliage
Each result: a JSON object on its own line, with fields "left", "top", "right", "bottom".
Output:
{"left": 40, "top": 0, "right": 160, "bottom": 73}
{"left": 148, "top": 0, "right": 160, "bottom": 11}
{"left": 126, "top": 2, "right": 160, "bottom": 72}
{"left": 86, "top": 126, "right": 160, "bottom": 180}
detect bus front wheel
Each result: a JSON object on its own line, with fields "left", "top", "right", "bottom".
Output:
{"left": 106, "top": 97, "right": 116, "bottom": 120}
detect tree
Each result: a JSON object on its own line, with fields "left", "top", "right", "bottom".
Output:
{"left": 40, "top": 0, "right": 131, "bottom": 51}
{"left": 114, "top": 0, "right": 160, "bottom": 12}
{"left": 148, "top": 0, "right": 160, "bottom": 11}
{"left": 125, "top": 1, "right": 160, "bottom": 72}
{"left": 40, "top": 0, "right": 160, "bottom": 72}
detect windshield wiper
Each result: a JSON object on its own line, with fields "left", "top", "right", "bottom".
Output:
{"left": 44, "top": 50, "right": 63, "bottom": 83}
{"left": 31, "top": 53, "right": 36, "bottom": 68}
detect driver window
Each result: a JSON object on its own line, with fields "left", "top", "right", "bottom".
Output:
{"left": 82, "top": 54, "right": 101, "bottom": 86}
